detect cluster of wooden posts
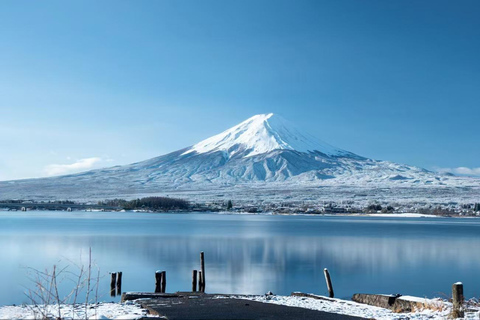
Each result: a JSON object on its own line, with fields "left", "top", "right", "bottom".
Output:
{"left": 111, "top": 260, "right": 330, "bottom": 298}
{"left": 110, "top": 256, "right": 465, "bottom": 318}
{"left": 110, "top": 271, "right": 122, "bottom": 297}
{"left": 155, "top": 271, "right": 167, "bottom": 293}
{"left": 192, "top": 252, "right": 206, "bottom": 292}
{"left": 110, "top": 251, "right": 206, "bottom": 296}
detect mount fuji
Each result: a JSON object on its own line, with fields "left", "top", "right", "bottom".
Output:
{"left": 0, "top": 113, "right": 477, "bottom": 202}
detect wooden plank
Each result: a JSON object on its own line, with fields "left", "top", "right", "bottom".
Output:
{"left": 323, "top": 268, "right": 334, "bottom": 298}
{"left": 155, "top": 271, "right": 162, "bottom": 293}
{"left": 161, "top": 271, "right": 166, "bottom": 293}
{"left": 451, "top": 282, "right": 464, "bottom": 318}
{"left": 192, "top": 270, "right": 197, "bottom": 292}
{"left": 116, "top": 271, "right": 122, "bottom": 295}
{"left": 110, "top": 272, "right": 117, "bottom": 297}
{"left": 200, "top": 252, "right": 206, "bottom": 292}
{"left": 121, "top": 292, "right": 180, "bottom": 302}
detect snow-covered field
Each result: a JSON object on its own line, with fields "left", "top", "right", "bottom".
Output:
{"left": 226, "top": 294, "right": 475, "bottom": 320}
{"left": 0, "top": 301, "right": 156, "bottom": 320}
{"left": 1, "top": 295, "right": 479, "bottom": 319}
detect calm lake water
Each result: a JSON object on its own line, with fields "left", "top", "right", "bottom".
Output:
{"left": 1, "top": 211, "right": 479, "bottom": 305}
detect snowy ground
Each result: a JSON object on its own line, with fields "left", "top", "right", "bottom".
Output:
{"left": 1, "top": 295, "right": 479, "bottom": 319}
{"left": 221, "top": 294, "right": 479, "bottom": 320}
{"left": 0, "top": 301, "right": 158, "bottom": 320}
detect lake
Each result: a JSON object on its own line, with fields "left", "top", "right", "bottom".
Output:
{"left": 1, "top": 211, "right": 479, "bottom": 305}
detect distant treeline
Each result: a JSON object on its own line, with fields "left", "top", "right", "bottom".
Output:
{"left": 417, "top": 206, "right": 457, "bottom": 216}
{"left": 99, "top": 197, "right": 189, "bottom": 211}
{"left": 365, "top": 204, "right": 394, "bottom": 213}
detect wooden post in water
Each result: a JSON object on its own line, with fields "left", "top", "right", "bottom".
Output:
{"left": 192, "top": 270, "right": 197, "bottom": 292}
{"left": 324, "top": 268, "right": 334, "bottom": 298}
{"left": 116, "top": 271, "right": 122, "bottom": 295}
{"left": 161, "top": 271, "right": 166, "bottom": 293}
{"left": 200, "top": 252, "right": 206, "bottom": 292}
{"left": 155, "top": 271, "right": 162, "bottom": 293}
{"left": 198, "top": 271, "right": 203, "bottom": 292}
{"left": 110, "top": 272, "right": 117, "bottom": 297}
{"left": 451, "top": 282, "right": 464, "bottom": 318}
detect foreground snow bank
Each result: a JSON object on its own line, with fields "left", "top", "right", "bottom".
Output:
{"left": 227, "top": 294, "right": 457, "bottom": 320}
{"left": 0, "top": 301, "right": 157, "bottom": 320}
{"left": 2, "top": 295, "right": 479, "bottom": 320}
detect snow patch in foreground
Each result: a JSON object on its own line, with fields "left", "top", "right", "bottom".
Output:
{"left": 221, "top": 294, "right": 456, "bottom": 320}
{"left": 0, "top": 302, "right": 158, "bottom": 320}
{"left": 2, "top": 296, "right": 479, "bottom": 320}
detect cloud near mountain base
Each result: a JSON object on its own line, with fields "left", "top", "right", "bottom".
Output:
{"left": 436, "top": 166, "right": 480, "bottom": 176}
{"left": 44, "top": 157, "right": 102, "bottom": 176}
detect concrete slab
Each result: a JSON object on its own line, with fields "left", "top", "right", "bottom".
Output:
{"left": 138, "top": 293, "right": 366, "bottom": 320}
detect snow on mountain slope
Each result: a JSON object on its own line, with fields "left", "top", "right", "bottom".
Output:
{"left": 183, "top": 113, "right": 356, "bottom": 158}
{"left": 0, "top": 113, "right": 478, "bottom": 201}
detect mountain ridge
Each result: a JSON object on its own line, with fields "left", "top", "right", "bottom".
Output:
{"left": 0, "top": 113, "right": 477, "bottom": 201}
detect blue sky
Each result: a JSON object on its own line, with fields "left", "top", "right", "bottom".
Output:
{"left": 0, "top": 0, "right": 479, "bottom": 180}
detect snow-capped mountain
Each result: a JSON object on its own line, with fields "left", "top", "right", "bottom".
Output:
{"left": 0, "top": 113, "right": 477, "bottom": 201}
{"left": 183, "top": 113, "right": 355, "bottom": 158}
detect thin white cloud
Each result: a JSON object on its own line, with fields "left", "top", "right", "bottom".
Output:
{"left": 436, "top": 166, "right": 480, "bottom": 176}
{"left": 44, "top": 157, "right": 102, "bottom": 176}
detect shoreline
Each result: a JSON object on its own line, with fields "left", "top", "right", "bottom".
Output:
{"left": 0, "top": 292, "right": 464, "bottom": 320}
{"left": 219, "top": 210, "right": 474, "bottom": 219}
{"left": 1, "top": 207, "right": 478, "bottom": 219}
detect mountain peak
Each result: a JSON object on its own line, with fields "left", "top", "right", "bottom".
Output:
{"left": 183, "top": 113, "right": 352, "bottom": 158}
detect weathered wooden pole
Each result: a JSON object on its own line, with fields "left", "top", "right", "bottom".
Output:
{"left": 192, "top": 270, "right": 197, "bottom": 292}
{"left": 161, "top": 271, "right": 166, "bottom": 293}
{"left": 116, "top": 271, "right": 122, "bottom": 295}
{"left": 155, "top": 271, "right": 162, "bottom": 293}
{"left": 451, "top": 282, "right": 464, "bottom": 318}
{"left": 198, "top": 271, "right": 203, "bottom": 292}
{"left": 110, "top": 272, "right": 117, "bottom": 297}
{"left": 200, "top": 252, "right": 206, "bottom": 292}
{"left": 324, "top": 268, "right": 334, "bottom": 298}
